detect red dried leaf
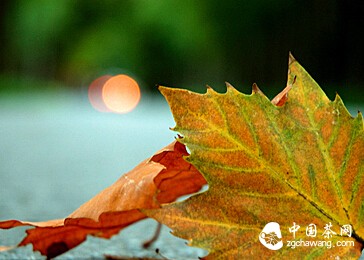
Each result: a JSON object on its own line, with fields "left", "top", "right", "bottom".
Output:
{"left": 0, "top": 141, "right": 206, "bottom": 257}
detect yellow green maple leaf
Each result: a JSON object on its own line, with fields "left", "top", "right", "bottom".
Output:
{"left": 145, "top": 54, "right": 364, "bottom": 259}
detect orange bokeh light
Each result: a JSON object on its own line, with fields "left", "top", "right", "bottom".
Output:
{"left": 88, "top": 74, "right": 141, "bottom": 114}
{"left": 102, "top": 75, "right": 141, "bottom": 114}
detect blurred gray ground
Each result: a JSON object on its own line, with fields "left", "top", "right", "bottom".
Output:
{"left": 0, "top": 91, "right": 363, "bottom": 259}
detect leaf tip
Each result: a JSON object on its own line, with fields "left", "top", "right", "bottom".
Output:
{"left": 225, "top": 82, "right": 237, "bottom": 92}
{"left": 334, "top": 92, "right": 341, "bottom": 102}
{"left": 289, "top": 51, "right": 296, "bottom": 65}
{"left": 358, "top": 110, "right": 364, "bottom": 125}
{"left": 252, "top": 83, "right": 262, "bottom": 94}
{"left": 158, "top": 85, "right": 168, "bottom": 96}
{"left": 206, "top": 85, "right": 216, "bottom": 95}
{"left": 225, "top": 81, "right": 233, "bottom": 89}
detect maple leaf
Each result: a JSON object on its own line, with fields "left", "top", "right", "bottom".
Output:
{"left": 145, "top": 54, "right": 364, "bottom": 259}
{"left": 263, "top": 232, "right": 281, "bottom": 246}
{"left": 0, "top": 141, "right": 206, "bottom": 258}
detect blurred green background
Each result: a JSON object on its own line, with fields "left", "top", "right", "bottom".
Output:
{"left": 0, "top": 0, "right": 363, "bottom": 101}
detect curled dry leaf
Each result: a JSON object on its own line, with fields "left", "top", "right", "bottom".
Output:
{"left": 0, "top": 141, "right": 206, "bottom": 258}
